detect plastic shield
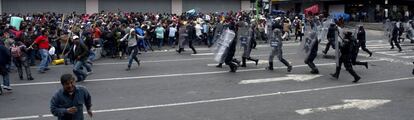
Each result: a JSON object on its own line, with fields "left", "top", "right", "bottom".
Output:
{"left": 384, "top": 20, "right": 393, "bottom": 39}
{"left": 238, "top": 24, "right": 253, "bottom": 57}
{"left": 268, "top": 29, "right": 283, "bottom": 49}
{"left": 408, "top": 26, "right": 414, "bottom": 41}
{"left": 212, "top": 29, "right": 236, "bottom": 62}
{"left": 335, "top": 27, "right": 342, "bottom": 67}
{"left": 299, "top": 24, "right": 318, "bottom": 61}
{"left": 213, "top": 23, "right": 224, "bottom": 43}
{"left": 406, "top": 22, "right": 414, "bottom": 41}
{"left": 178, "top": 25, "right": 188, "bottom": 48}
{"left": 319, "top": 19, "right": 332, "bottom": 42}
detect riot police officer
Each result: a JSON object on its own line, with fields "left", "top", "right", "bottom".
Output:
{"left": 266, "top": 28, "right": 292, "bottom": 72}
{"left": 390, "top": 22, "right": 403, "bottom": 52}
{"left": 356, "top": 26, "right": 372, "bottom": 57}
{"left": 238, "top": 20, "right": 259, "bottom": 67}
{"left": 322, "top": 23, "right": 338, "bottom": 55}
{"left": 224, "top": 22, "right": 238, "bottom": 72}
{"left": 304, "top": 30, "right": 319, "bottom": 74}
{"left": 331, "top": 31, "right": 361, "bottom": 83}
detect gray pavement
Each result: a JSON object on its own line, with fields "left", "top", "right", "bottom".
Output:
{"left": 1, "top": 29, "right": 414, "bottom": 120}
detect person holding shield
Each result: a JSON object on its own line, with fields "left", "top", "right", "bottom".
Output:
{"left": 266, "top": 28, "right": 292, "bottom": 72}
{"left": 331, "top": 31, "right": 361, "bottom": 83}
{"left": 302, "top": 23, "right": 320, "bottom": 74}
{"left": 238, "top": 20, "right": 259, "bottom": 67}
{"left": 322, "top": 23, "right": 338, "bottom": 55}
{"left": 356, "top": 25, "right": 372, "bottom": 57}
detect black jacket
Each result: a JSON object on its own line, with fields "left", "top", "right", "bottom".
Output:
{"left": 69, "top": 43, "right": 89, "bottom": 61}
{"left": 327, "top": 26, "right": 337, "bottom": 39}
{"left": 186, "top": 25, "right": 197, "bottom": 40}
{"left": 357, "top": 30, "right": 366, "bottom": 42}
{"left": 0, "top": 45, "right": 10, "bottom": 65}
{"left": 340, "top": 40, "right": 353, "bottom": 62}
{"left": 226, "top": 33, "right": 237, "bottom": 60}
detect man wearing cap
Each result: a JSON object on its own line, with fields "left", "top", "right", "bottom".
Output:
{"left": 70, "top": 36, "right": 91, "bottom": 82}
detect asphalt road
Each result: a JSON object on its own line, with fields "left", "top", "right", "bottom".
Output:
{"left": 1, "top": 29, "right": 414, "bottom": 120}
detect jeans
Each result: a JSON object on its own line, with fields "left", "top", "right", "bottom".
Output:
{"left": 157, "top": 38, "right": 164, "bottom": 48}
{"left": 2, "top": 73, "right": 10, "bottom": 87}
{"left": 168, "top": 37, "right": 175, "bottom": 47}
{"left": 14, "top": 58, "right": 32, "bottom": 79}
{"left": 127, "top": 46, "right": 139, "bottom": 67}
{"left": 88, "top": 49, "right": 96, "bottom": 62}
{"left": 73, "top": 60, "right": 91, "bottom": 81}
{"left": 27, "top": 49, "right": 36, "bottom": 65}
{"left": 1, "top": 65, "right": 10, "bottom": 87}
{"left": 38, "top": 49, "right": 51, "bottom": 71}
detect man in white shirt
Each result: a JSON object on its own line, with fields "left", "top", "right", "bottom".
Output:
{"left": 168, "top": 24, "right": 178, "bottom": 48}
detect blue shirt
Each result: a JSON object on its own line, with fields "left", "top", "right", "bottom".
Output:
{"left": 50, "top": 86, "right": 92, "bottom": 120}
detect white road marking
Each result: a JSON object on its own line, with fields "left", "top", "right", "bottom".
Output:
{"left": 239, "top": 74, "right": 323, "bottom": 84}
{"left": 191, "top": 53, "right": 214, "bottom": 56}
{"left": 400, "top": 55, "right": 414, "bottom": 58}
{"left": 296, "top": 99, "right": 391, "bottom": 115}
{"left": 206, "top": 60, "right": 269, "bottom": 66}
{"left": 3, "top": 75, "right": 411, "bottom": 120}
{"left": 371, "top": 57, "right": 412, "bottom": 65}
{"left": 12, "top": 59, "right": 384, "bottom": 87}
{"left": 32, "top": 52, "right": 296, "bottom": 68}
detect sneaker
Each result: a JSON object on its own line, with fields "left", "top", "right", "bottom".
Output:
{"left": 28, "top": 77, "right": 34, "bottom": 81}
{"left": 87, "top": 61, "right": 94, "bottom": 66}
{"left": 2, "top": 85, "right": 12, "bottom": 91}
{"left": 87, "top": 71, "right": 93, "bottom": 75}
{"left": 44, "top": 68, "right": 50, "bottom": 71}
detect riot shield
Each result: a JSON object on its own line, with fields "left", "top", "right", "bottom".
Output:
{"left": 407, "top": 25, "right": 414, "bottom": 41}
{"left": 237, "top": 23, "right": 253, "bottom": 57}
{"left": 178, "top": 25, "right": 188, "bottom": 49}
{"left": 268, "top": 28, "right": 283, "bottom": 50}
{"left": 334, "top": 26, "right": 342, "bottom": 67}
{"left": 212, "top": 29, "right": 236, "bottom": 62}
{"left": 319, "top": 19, "right": 332, "bottom": 42}
{"left": 213, "top": 23, "right": 224, "bottom": 43}
{"left": 299, "top": 23, "right": 319, "bottom": 61}
{"left": 384, "top": 20, "right": 392, "bottom": 39}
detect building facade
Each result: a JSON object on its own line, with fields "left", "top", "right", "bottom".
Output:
{"left": 0, "top": 0, "right": 412, "bottom": 21}
{"left": 0, "top": 0, "right": 252, "bottom": 14}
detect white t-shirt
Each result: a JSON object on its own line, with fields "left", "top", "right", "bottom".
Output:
{"left": 169, "top": 27, "right": 177, "bottom": 37}
{"left": 195, "top": 24, "right": 203, "bottom": 37}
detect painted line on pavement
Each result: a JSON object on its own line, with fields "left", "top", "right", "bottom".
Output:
{"left": 12, "top": 59, "right": 384, "bottom": 87}
{"left": 191, "top": 53, "right": 214, "bottom": 56}
{"left": 207, "top": 60, "right": 269, "bottom": 66}
{"left": 3, "top": 73, "right": 413, "bottom": 120}
{"left": 34, "top": 53, "right": 297, "bottom": 68}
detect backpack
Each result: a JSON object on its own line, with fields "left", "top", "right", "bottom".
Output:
{"left": 11, "top": 45, "right": 22, "bottom": 58}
